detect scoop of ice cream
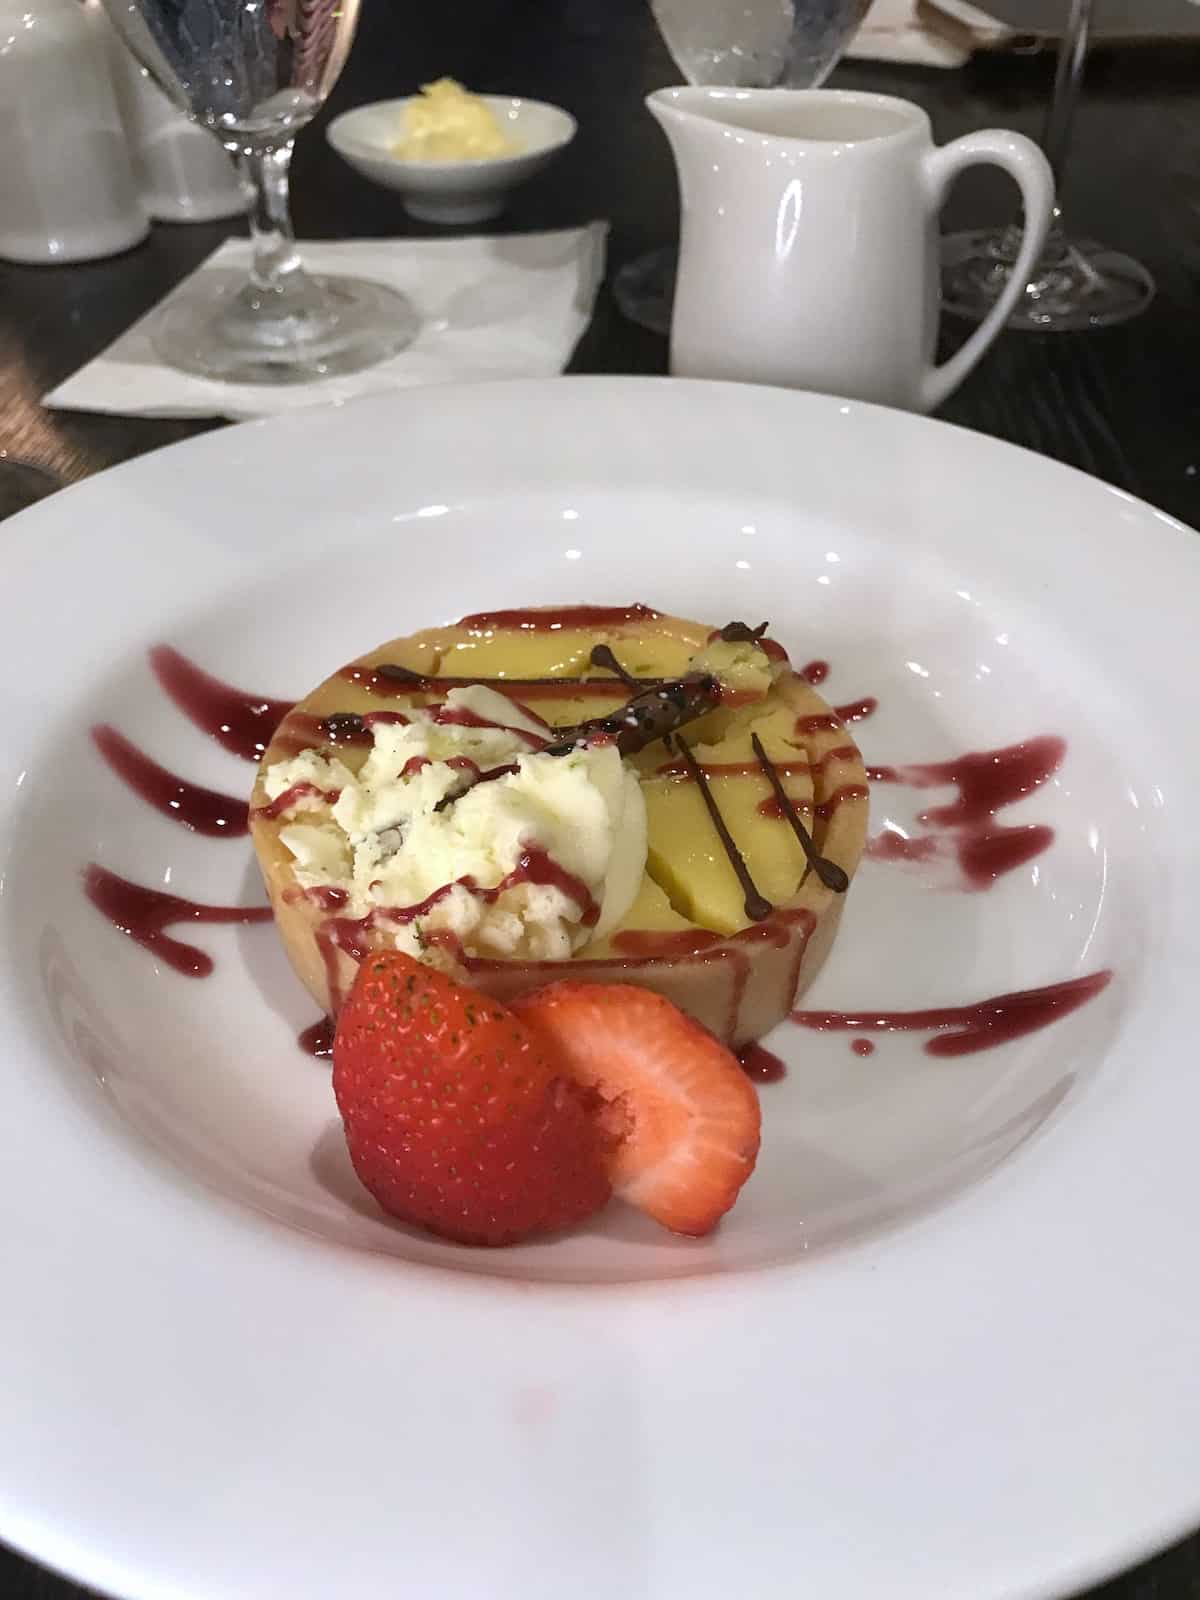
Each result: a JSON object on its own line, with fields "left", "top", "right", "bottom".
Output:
{"left": 262, "top": 686, "right": 646, "bottom": 965}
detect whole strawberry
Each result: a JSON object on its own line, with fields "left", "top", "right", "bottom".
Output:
{"left": 332, "top": 952, "right": 611, "bottom": 1246}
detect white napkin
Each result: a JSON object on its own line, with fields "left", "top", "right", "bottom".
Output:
{"left": 44, "top": 224, "right": 608, "bottom": 421}
{"left": 847, "top": 0, "right": 1012, "bottom": 67}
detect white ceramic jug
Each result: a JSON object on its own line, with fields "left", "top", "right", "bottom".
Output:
{"left": 651, "top": 87, "right": 1055, "bottom": 412}
{"left": 108, "top": 42, "right": 246, "bottom": 223}
{"left": 0, "top": 0, "right": 148, "bottom": 264}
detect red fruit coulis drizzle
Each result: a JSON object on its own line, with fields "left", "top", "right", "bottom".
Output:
{"left": 92, "top": 724, "right": 249, "bottom": 838}
{"left": 343, "top": 666, "right": 638, "bottom": 702}
{"left": 705, "top": 625, "right": 790, "bottom": 665}
{"left": 793, "top": 970, "right": 1112, "bottom": 1058}
{"left": 459, "top": 603, "right": 661, "bottom": 632}
{"left": 274, "top": 709, "right": 415, "bottom": 752}
{"left": 380, "top": 847, "right": 600, "bottom": 928}
{"left": 250, "top": 780, "right": 341, "bottom": 821}
{"left": 817, "top": 783, "right": 870, "bottom": 821}
{"left": 149, "top": 645, "right": 293, "bottom": 762}
{"left": 868, "top": 823, "right": 1055, "bottom": 886}
{"left": 312, "top": 846, "right": 604, "bottom": 1011}
{"left": 298, "top": 1016, "right": 335, "bottom": 1058}
{"left": 832, "top": 697, "right": 877, "bottom": 723}
{"left": 505, "top": 848, "right": 601, "bottom": 918}
{"left": 83, "top": 864, "right": 272, "bottom": 976}
{"left": 350, "top": 610, "right": 794, "bottom": 704}
{"left": 415, "top": 907, "right": 819, "bottom": 1055}
{"left": 611, "top": 928, "right": 724, "bottom": 956}
{"left": 737, "top": 1042, "right": 788, "bottom": 1082}
{"left": 431, "top": 702, "right": 548, "bottom": 747}
{"left": 795, "top": 713, "right": 842, "bottom": 736}
{"left": 302, "top": 885, "right": 349, "bottom": 911}
{"left": 617, "top": 911, "right": 816, "bottom": 1046}
{"left": 269, "top": 712, "right": 336, "bottom": 755}
{"left": 86, "top": 634, "right": 1106, "bottom": 1080}
{"left": 662, "top": 744, "right": 861, "bottom": 794}
{"left": 872, "top": 737, "right": 1066, "bottom": 824}
{"left": 659, "top": 756, "right": 812, "bottom": 781}
{"left": 865, "top": 736, "right": 1066, "bottom": 890}
{"left": 758, "top": 783, "right": 870, "bottom": 822}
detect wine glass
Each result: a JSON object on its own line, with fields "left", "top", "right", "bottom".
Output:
{"left": 102, "top": 0, "right": 418, "bottom": 382}
{"left": 616, "top": 0, "right": 872, "bottom": 334}
{"left": 941, "top": 0, "right": 1154, "bottom": 331}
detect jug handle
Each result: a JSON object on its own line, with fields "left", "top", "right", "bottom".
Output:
{"left": 919, "top": 130, "right": 1055, "bottom": 413}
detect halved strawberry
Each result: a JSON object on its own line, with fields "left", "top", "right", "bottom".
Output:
{"left": 512, "top": 983, "right": 761, "bottom": 1237}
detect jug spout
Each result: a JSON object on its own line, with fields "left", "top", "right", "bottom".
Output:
{"left": 646, "top": 85, "right": 742, "bottom": 158}
{"left": 647, "top": 86, "right": 760, "bottom": 217}
{"left": 647, "top": 85, "right": 749, "bottom": 126}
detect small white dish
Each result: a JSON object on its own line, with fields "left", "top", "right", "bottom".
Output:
{"left": 327, "top": 95, "right": 577, "bottom": 225}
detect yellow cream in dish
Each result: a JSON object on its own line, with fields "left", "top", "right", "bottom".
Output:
{"left": 392, "top": 79, "right": 520, "bottom": 162}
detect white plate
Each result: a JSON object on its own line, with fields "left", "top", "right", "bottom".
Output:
{"left": 1, "top": 378, "right": 1197, "bottom": 1600}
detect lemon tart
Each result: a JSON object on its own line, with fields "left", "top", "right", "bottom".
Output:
{"left": 250, "top": 605, "right": 868, "bottom": 1045}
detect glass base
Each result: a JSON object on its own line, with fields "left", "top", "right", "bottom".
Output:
{"left": 613, "top": 245, "right": 678, "bottom": 336}
{"left": 941, "top": 224, "right": 1155, "bottom": 332}
{"left": 153, "top": 271, "right": 419, "bottom": 384}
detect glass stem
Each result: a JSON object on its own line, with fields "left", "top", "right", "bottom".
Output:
{"left": 1041, "top": 0, "right": 1092, "bottom": 197}
{"left": 240, "top": 143, "right": 304, "bottom": 295}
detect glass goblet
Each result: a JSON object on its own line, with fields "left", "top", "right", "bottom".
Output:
{"left": 941, "top": 0, "right": 1154, "bottom": 332}
{"left": 103, "top": 0, "right": 418, "bottom": 382}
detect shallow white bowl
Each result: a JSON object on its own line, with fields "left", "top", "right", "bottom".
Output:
{"left": 327, "top": 95, "right": 577, "bottom": 225}
{"left": 4, "top": 379, "right": 1200, "bottom": 1600}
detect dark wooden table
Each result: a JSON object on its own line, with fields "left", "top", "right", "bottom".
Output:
{"left": 2, "top": 2, "right": 1199, "bottom": 1595}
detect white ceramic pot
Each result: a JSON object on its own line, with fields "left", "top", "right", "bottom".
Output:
{"left": 0, "top": 0, "right": 148, "bottom": 264}
{"left": 107, "top": 40, "right": 246, "bottom": 224}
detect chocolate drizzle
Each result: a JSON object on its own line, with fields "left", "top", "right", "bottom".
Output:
{"left": 432, "top": 760, "right": 520, "bottom": 813}
{"left": 718, "top": 620, "right": 769, "bottom": 644}
{"left": 322, "top": 711, "right": 368, "bottom": 743}
{"left": 433, "top": 670, "right": 723, "bottom": 813}
{"left": 370, "top": 662, "right": 665, "bottom": 694}
{"left": 673, "top": 735, "right": 773, "bottom": 922}
{"left": 367, "top": 663, "right": 722, "bottom": 762}
{"left": 315, "top": 660, "right": 720, "bottom": 767}
{"left": 545, "top": 672, "right": 721, "bottom": 758}
{"left": 376, "top": 663, "right": 427, "bottom": 687}
{"left": 312, "top": 649, "right": 725, "bottom": 823}
{"left": 589, "top": 642, "right": 641, "bottom": 690}
{"left": 751, "top": 732, "right": 849, "bottom": 894}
